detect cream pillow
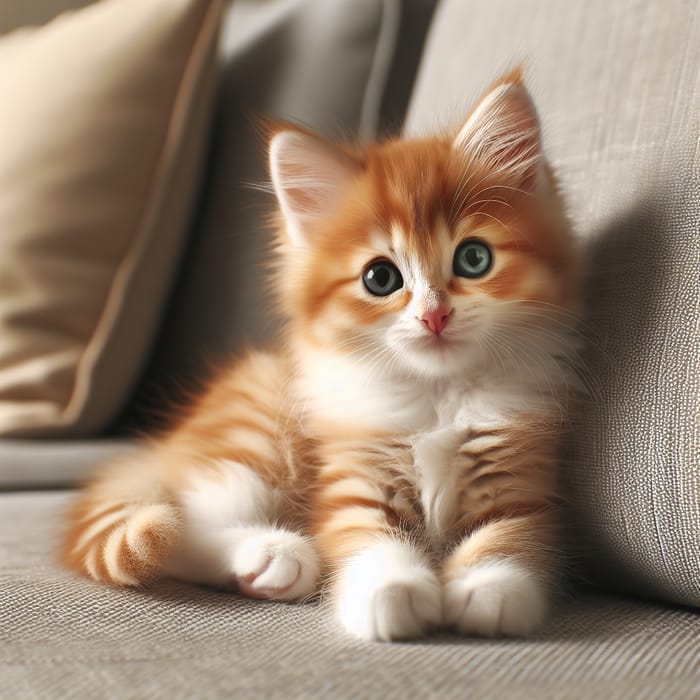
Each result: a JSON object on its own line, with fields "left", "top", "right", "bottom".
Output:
{"left": 0, "top": 0, "right": 223, "bottom": 437}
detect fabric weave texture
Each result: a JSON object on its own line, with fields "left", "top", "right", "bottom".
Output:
{"left": 2, "top": 492, "right": 700, "bottom": 700}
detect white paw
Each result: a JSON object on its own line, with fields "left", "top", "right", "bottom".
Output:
{"left": 233, "top": 528, "right": 319, "bottom": 601}
{"left": 336, "top": 541, "right": 442, "bottom": 641}
{"left": 444, "top": 559, "right": 547, "bottom": 637}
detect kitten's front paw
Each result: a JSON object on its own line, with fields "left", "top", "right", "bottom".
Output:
{"left": 233, "top": 528, "right": 319, "bottom": 601}
{"left": 443, "top": 559, "right": 547, "bottom": 637}
{"left": 337, "top": 541, "right": 442, "bottom": 641}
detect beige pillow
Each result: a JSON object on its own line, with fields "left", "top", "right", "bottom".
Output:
{"left": 0, "top": 0, "right": 223, "bottom": 437}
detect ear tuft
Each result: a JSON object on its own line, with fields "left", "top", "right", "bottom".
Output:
{"left": 269, "top": 129, "right": 362, "bottom": 246}
{"left": 452, "top": 75, "right": 542, "bottom": 190}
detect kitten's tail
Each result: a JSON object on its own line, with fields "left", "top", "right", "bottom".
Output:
{"left": 62, "top": 463, "right": 181, "bottom": 586}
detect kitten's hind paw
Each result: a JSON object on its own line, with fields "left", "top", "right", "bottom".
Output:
{"left": 336, "top": 541, "right": 442, "bottom": 641}
{"left": 443, "top": 559, "right": 547, "bottom": 637}
{"left": 233, "top": 528, "right": 320, "bottom": 601}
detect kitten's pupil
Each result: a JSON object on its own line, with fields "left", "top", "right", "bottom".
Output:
{"left": 466, "top": 248, "right": 484, "bottom": 267}
{"left": 374, "top": 267, "right": 390, "bottom": 287}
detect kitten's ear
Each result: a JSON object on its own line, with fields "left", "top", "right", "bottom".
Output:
{"left": 452, "top": 71, "right": 542, "bottom": 190}
{"left": 269, "top": 128, "right": 362, "bottom": 246}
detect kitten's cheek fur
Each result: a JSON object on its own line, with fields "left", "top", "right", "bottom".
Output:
{"left": 335, "top": 540, "right": 442, "bottom": 641}
{"left": 443, "top": 559, "right": 548, "bottom": 637}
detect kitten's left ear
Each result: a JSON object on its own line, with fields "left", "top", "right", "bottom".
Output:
{"left": 269, "top": 127, "right": 363, "bottom": 246}
{"left": 453, "top": 71, "right": 542, "bottom": 190}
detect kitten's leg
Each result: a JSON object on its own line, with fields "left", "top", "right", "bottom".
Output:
{"left": 313, "top": 446, "right": 442, "bottom": 641}
{"left": 441, "top": 425, "right": 559, "bottom": 637}
{"left": 64, "top": 351, "right": 319, "bottom": 600}
{"left": 164, "top": 459, "right": 319, "bottom": 600}
{"left": 442, "top": 512, "right": 555, "bottom": 636}
{"left": 64, "top": 455, "right": 318, "bottom": 599}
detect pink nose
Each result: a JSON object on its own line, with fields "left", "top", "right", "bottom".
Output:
{"left": 421, "top": 307, "right": 452, "bottom": 336}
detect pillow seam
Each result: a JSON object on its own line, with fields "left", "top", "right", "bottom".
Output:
{"left": 61, "top": 0, "right": 224, "bottom": 431}
{"left": 358, "top": 0, "right": 401, "bottom": 142}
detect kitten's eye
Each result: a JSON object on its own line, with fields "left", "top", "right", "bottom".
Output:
{"left": 362, "top": 260, "right": 403, "bottom": 296}
{"left": 453, "top": 240, "right": 493, "bottom": 278}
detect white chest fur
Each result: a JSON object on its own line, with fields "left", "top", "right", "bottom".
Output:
{"left": 411, "top": 425, "right": 463, "bottom": 538}
{"left": 410, "top": 385, "right": 512, "bottom": 538}
{"left": 301, "top": 351, "right": 523, "bottom": 538}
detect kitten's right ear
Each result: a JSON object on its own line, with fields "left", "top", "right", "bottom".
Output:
{"left": 452, "top": 69, "right": 542, "bottom": 190}
{"left": 269, "top": 128, "right": 362, "bottom": 246}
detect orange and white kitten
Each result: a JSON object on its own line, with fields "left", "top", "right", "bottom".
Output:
{"left": 63, "top": 72, "right": 581, "bottom": 641}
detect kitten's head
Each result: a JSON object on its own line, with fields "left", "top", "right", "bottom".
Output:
{"left": 270, "top": 71, "right": 580, "bottom": 381}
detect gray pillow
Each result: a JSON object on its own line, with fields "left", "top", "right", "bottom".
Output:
{"left": 405, "top": 0, "right": 700, "bottom": 608}
{"left": 128, "top": 0, "right": 435, "bottom": 418}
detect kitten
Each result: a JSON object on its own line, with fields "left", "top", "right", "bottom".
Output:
{"left": 63, "top": 70, "right": 581, "bottom": 641}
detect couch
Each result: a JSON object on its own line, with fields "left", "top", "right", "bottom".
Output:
{"left": 2, "top": 1, "right": 698, "bottom": 698}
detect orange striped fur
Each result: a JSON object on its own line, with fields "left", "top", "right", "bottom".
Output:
{"left": 63, "top": 73, "right": 581, "bottom": 641}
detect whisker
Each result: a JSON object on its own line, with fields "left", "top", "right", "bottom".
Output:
{"left": 462, "top": 198, "right": 515, "bottom": 217}
{"left": 470, "top": 184, "right": 537, "bottom": 201}
{"left": 465, "top": 210, "right": 513, "bottom": 233}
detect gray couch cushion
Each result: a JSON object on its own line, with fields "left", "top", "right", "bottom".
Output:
{"left": 3, "top": 491, "right": 700, "bottom": 699}
{"left": 0, "top": 440, "right": 138, "bottom": 490}
{"left": 405, "top": 0, "right": 700, "bottom": 609}
{"left": 0, "top": 0, "right": 94, "bottom": 33}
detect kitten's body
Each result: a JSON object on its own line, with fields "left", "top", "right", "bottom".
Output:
{"left": 63, "top": 72, "right": 581, "bottom": 641}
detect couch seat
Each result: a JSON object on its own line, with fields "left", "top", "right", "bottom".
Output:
{"left": 2, "top": 491, "right": 699, "bottom": 699}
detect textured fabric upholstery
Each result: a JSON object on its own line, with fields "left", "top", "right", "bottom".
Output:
{"left": 3, "top": 491, "right": 700, "bottom": 699}
{"left": 405, "top": 0, "right": 700, "bottom": 609}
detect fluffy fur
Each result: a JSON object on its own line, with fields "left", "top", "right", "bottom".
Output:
{"left": 63, "top": 70, "right": 581, "bottom": 641}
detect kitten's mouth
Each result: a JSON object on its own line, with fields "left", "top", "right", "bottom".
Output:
{"left": 416, "top": 331, "right": 455, "bottom": 350}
